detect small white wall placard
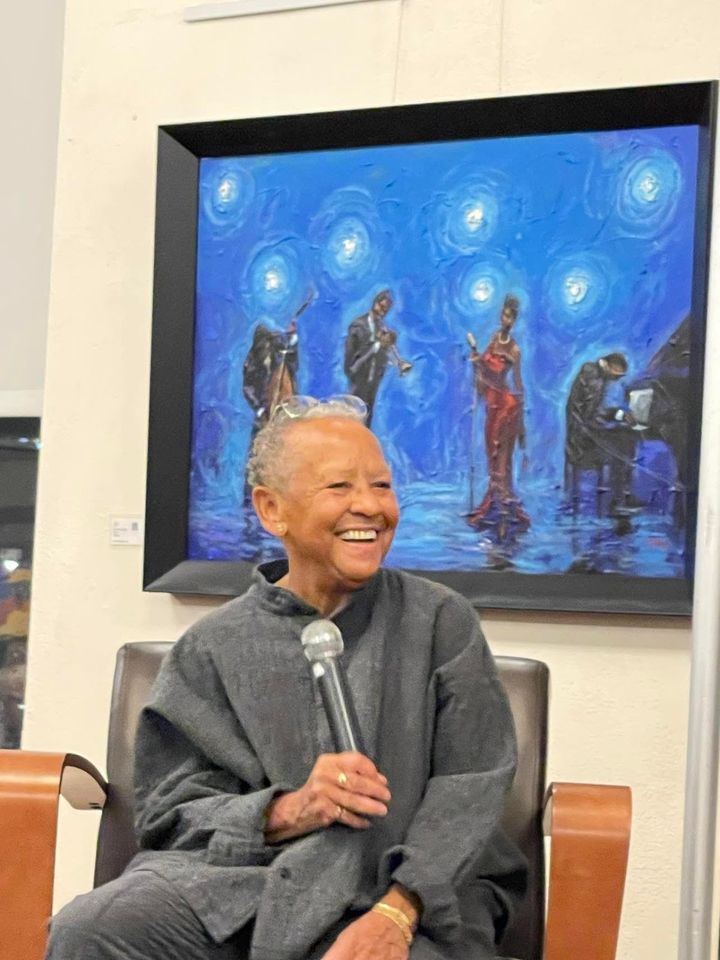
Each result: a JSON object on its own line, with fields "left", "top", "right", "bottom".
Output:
{"left": 110, "top": 516, "right": 144, "bottom": 546}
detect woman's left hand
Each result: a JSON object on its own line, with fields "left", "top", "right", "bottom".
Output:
{"left": 320, "top": 910, "right": 410, "bottom": 960}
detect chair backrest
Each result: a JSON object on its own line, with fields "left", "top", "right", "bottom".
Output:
{"left": 94, "top": 642, "right": 170, "bottom": 887}
{"left": 497, "top": 657, "right": 548, "bottom": 960}
{"left": 94, "top": 643, "right": 548, "bottom": 960}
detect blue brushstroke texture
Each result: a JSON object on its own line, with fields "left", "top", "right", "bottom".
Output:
{"left": 188, "top": 126, "right": 699, "bottom": 578}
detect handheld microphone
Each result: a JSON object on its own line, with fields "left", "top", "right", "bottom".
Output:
{"left": 301, "top": 619, "right": 366, "bottom": 754}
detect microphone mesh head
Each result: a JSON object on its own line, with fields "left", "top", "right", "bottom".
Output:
{"left": 301, "top": 619, "right": 343, "bottom": 661}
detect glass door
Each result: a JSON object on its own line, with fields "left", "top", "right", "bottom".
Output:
{"left": 0, "top": 417, "right": 40, "bottom": 748}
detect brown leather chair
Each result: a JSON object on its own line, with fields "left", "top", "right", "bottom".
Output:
{"left": 0, "top": 644, "right": 631, "bottom": 960}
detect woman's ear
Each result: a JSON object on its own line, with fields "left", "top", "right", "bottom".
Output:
{"left": 252, "top": 486, "right": 286, "bottom": 538}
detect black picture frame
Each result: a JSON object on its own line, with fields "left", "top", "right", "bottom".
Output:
{"left": 144, "top": 81, "right": 716, "bottom": 614}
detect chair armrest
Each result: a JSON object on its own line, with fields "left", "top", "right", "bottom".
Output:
{"left": 0, "top": 750, "right": 107, "bottom": 960}
{"left": 543, "top": 781, "right": 631, "bottom": 960}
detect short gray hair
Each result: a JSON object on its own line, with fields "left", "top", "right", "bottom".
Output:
{"left": 246, "top": 395, "right": 367, "bottom": 488}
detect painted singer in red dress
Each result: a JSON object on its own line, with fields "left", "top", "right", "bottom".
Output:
{"left": 467, "top": 294, "right": 530, "bottom": 531}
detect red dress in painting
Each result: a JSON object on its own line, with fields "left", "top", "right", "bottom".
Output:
{"left": 467, "top": 333, "right": 530, "bottom": 530}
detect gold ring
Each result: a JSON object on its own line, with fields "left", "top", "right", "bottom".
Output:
{"left": 337, "top": 771, "right": 348, "bottom": 787}
{"left": 336, "top": 805, "right": 344, "bottom": 820}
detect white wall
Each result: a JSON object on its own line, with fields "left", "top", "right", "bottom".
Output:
{"left": 21, "top": 1, "right": 720, "bottom": 958}
{"left": 0, "top": 1, "right": 65, "bottom": 415}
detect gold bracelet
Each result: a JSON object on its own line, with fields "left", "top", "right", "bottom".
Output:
{"left": 371, "top": 902, "right": 414, "bottom": 945}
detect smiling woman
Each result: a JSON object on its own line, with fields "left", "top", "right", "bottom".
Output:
{"left": 249, "top": 397, "right": 400, "bottom": 614}
{"left": 48, "top": 393, "right": 525, "bottom": 960}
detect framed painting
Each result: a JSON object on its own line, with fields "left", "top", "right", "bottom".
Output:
{"left": 144, "top": 81, "right": 716, "bottom": 614}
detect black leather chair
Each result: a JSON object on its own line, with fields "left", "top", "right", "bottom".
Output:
{"left": 0, "top": 643, "right": 631, "bottom": 960}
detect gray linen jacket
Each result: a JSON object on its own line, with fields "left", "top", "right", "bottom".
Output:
{"left": 128, "top": 561, "right": 526, "bottom": 960}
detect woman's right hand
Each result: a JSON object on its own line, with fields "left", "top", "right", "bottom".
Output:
{"left": 264, "top": 751, "right": 391, "bottom": 843}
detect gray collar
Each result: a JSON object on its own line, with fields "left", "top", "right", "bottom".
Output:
{"left": 252, "top": 559, "right": 382, "bottom": 636}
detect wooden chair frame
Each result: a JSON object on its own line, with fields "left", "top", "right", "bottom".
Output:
{"left": 0, "top": 749, "right": 630, "bottom": 960}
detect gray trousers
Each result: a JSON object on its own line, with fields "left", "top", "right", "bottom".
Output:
{"left": 46, "top": 869, "right": 249, "bottom": 959}
{"left": 46, "top": 869, "right": 506, "bottom": 960}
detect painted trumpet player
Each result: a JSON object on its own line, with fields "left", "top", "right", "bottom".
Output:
{"left": 343, "top": 289, "right": 412, "bottom": 427}
{"left": 189, "top": 120, "right": 702, "bottom": 587}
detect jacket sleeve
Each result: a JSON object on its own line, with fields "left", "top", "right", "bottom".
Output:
{"left": 344, "top": 319, "right": 381, "bottom": 380}
{"left": 285, "top": 332, "right": 299, "bottom": 382}
{"left": 570, "top": 363, "right": 623, "bottom": 425}
{"left": 134, "top": 630, "right": 293, "bottom": 865}
{"left": 380, "top": 595, "right": 518, "bottom": 941}
{"left": 343, "top": 320, "right": 364, "bottom": 379}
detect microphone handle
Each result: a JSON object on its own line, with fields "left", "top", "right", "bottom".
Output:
{"left": 311, "top": 657, "right": 366, "bottom": 754}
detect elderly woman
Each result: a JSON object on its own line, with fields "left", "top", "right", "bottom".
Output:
{"left": 47, "top": 396, "right": 525, "bottom": 960}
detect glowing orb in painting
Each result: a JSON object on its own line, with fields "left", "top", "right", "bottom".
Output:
{"left": 311, "top": 188, "right": 383, "bottom": 290}
{"left": 436, "top": 177, "right": 501, "bottom": 253}
{"left": 326, "top": 216, "right": 373, "bottom": 276}
{"left": 564, "top": 273, "right": 590, "bottom": 305}
{"left": 464, "top": 205, "right": 486, "bottom": 231}
{"left": 453, "top": 191, "right": 499, "bottom": 247}
{"left": 453, "top": 262, "right": 507, "bottom": 318}
{"left": 264, "top": 269, "right": 282, "bottom": 291}
{"left": 244, "top": 243, "right": 306, "bottom": 317}
{"left": 617, "top": 149, "right": 682, "bottom": 234}
{"left": 472, "top": 278, "right": 494, "bottom": 303}
{"left": 545, "top": 255, "right": 612, "bottom": 331}
{"left": 202, "top": 161, "right": 255, "bottom": 230}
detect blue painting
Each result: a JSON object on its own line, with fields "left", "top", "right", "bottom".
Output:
{"left": 189, "top": 125, "right": 700, "bottom": 580}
